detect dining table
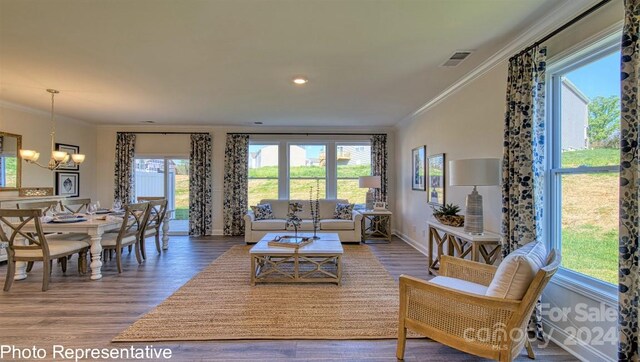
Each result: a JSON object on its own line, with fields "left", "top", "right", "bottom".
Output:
{"left": 14, "top": 216, "right": 122, "bottom": 281}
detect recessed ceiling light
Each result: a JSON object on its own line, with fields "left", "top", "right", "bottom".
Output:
{"left": 292, "top": 76, "right": 308, "bottom": 85}
{"left": 142, "top": 120, "right": 155, "bottom": 124}
{"left": 254, "top": 121, "right": 263, "bottom": 125}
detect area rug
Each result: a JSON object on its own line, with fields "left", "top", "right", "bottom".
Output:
{"left": 113, "top": 245, "right": 404, "bottom": 341}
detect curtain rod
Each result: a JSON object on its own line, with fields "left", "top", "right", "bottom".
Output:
{"left": 227, "top": 132, "right": 386, "bottom": 136}
{"left": 510, "top": 0, "right": 612, "bottom": 60}
{"left": 118, "top": 132, "right": 210, "bottom": 135}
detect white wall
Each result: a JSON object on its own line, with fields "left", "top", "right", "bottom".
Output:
{"left": 0, "top": 103, "right": 98, "bottom": 201}
{"left": 393, "top": 1, "right": 623, "bottom": 360}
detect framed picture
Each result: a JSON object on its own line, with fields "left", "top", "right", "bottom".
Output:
{"left": 55, "top": 172, "right": 80, "bottom": 198}
{"left": 411, "top": 146, "right": 426, "bottom": 191}
{"left": 55, "top": 143, "right": 80, "bottom": 170}
{"left": 373, "top": 201, "right": 387, "bottom": 210}
{"left": 428, "top": 153, "right": 446, "bottom": 206}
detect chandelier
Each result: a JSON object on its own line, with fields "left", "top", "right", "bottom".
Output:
{"left": 19, "top": 89, "right": 85, "bottom": 170}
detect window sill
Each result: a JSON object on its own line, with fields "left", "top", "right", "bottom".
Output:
{"left": 550, "top": 268, "right": 617, "bottom": 307}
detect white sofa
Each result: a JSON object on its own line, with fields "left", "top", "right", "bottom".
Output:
{"left": 244, "top": 199, "right": 363, "bottom": 243}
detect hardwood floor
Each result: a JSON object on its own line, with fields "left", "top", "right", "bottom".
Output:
{"left": 0, "top": 236, "right": 575, "bottom": 361}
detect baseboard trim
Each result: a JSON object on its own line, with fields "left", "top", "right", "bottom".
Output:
{"left": 542, "top": 321, "right": 615, "bottom": 362}
{"left": 393, "top": 229, "right": 427, "bottom": 256}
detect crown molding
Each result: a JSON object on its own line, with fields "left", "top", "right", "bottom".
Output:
{"left": 0, "top": 99, "right": 94, "bottom": 127}
{"left": 394, "top": 0, "right": 601, "bottom": 129}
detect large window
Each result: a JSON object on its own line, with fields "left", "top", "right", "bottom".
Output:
{"left": 248, "top": 144, "right": 279, "bottom": 207}
{"left": 289, "top": 144, "right": 326, "bottom": 199}
{"left": 336, "top": 143, "right": 371, "bottom": 205}
{"left": 549, "top": 38, "right": 620, "bottom": 286}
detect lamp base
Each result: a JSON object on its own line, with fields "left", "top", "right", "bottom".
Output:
{"left": 464, "top": 187, "right": 484, "bottom": 235}
{"left": 365, "top": 189, "right": 375, "bottom": 210}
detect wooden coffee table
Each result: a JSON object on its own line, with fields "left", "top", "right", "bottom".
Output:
{"left": 250, "top": 232, "right": 343, "bottom": 286}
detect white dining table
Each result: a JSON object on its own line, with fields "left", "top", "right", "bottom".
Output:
{"left": 15, "top": 217, "right": 122, "bottom": 281}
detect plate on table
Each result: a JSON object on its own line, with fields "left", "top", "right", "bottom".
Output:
{"left": 50, "top": 217, "right": 87, "bottom": 223}
{"left": 95, "top": 209, "right": 111, "bottom": 215}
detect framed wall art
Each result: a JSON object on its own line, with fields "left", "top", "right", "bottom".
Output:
{"left": 428, "top": 153, "right": 445, "bottom": 206}
{"left": 55, "top": 172, "right": 80, "bottom": 198}
{"left": 411, "top": 146, "right": 426, "bottom": 191}
{"left": 55, "top": 143, "right": 80, "bottom": 170}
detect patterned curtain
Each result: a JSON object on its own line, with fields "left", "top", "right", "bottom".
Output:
{"left": 501, "top": 46, "right": 547, "bottom": 339}
{"left": 223, "top": 134, "right": 249, "bottom": 236}
{"left": 371, "top": 134, "right": 388, "bottom": 203}
{"left": 113, "top": 132, "right": 136, "bottom": 204}
{"left": 619, "top": 1, "right": 639, "bottom": 359}
{"left": 189, "top": 134, "right": 213, "bottom": 236}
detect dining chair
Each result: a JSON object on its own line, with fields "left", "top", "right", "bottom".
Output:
{"left": 59, "top": 198, "right": 92, "bottom": 213}
{"left": 0, "top": 209, "right": 90, "bottom": 291}
{"left": 15, "top": 200, "right": 90, "bottom": 272}
{"left": 101, "top": 202, "right": 151, "bottom": 273}
{"left": 139, "top": 199, "right": 168, "bottom": 258}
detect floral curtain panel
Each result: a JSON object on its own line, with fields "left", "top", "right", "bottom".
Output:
{"left": 223, "top": 134, "right": 249, "bottom": 236}
{"left": 113, "top": 132, "right": 136, "bottom": 204}
{"left": 189, "top": 133, "right": 213, "bottom": 236}
{"left": 501, "top": 46, "right": 547, "bottom": 339}
{"left": 371, "top": 134, "right": 388, "bottom": 203}
{"left": 619, "top": 0, "right": 640, "bottom": 359}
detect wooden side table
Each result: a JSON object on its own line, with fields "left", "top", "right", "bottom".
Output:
{"left": 361, "top": 210, "right": 392, "bottom": 243}
{"left": 427, "top": 220, "right": 501, "bottom": 275}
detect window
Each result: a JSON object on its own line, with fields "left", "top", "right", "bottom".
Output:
{"left": 549, "top": 37, "right": 620, "bottom": 287}
{"left": 248, "top": 144, "right": 279, "bottom": 207}
{"left": 289, "top": 144, "right": 326, "bottom": 199}
{"left": 134, "top": 157, "right": 190, "bottom": 233}
{"left": 336, "top": 143, "right": 371, "bottom": 205}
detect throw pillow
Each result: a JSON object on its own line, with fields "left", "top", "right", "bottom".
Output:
{"left": 251, "top": 204, "right": 274, "bottom": 220}
{"left": 333, "top": 203, "right": 354, "bottom": 220}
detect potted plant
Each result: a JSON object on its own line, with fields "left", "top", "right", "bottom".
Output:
{"left": 431, "top": 203, "right": 465, "bottom": 227}
{"left": 287, "top": 202, "right": 303, "bottom": 240}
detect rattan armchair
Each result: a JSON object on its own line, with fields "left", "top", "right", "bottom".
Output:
{"left": 397, "top": 252, "right": 560, "bottom": 362}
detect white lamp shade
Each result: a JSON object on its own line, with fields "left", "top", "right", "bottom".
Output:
{"left": 449, "top": 158, "right": 500, "bottom": 186}
{"left": 71, "top": 153, "right": 86, "bottom": 163}
{"left": 359, "top": 175, "right": 381, "bottom": 188}
{"left": 52, "top": 150, "right": 68, "bottom": 162}
{"left": 19, "top": 149, "right": 36, "bottom": 160}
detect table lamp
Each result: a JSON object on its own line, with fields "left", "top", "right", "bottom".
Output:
{"left": 449, "top": 158, "right": 500, "bottom": 235}
{"left": 359, "top": 175, "right": 381, "bottom": 210}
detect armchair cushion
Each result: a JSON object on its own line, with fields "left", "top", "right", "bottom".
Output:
{"left": 250, "top": 204, "right": 274, "bottom": 220}
{"left": 486, "top": 241, "right": 547, "bottom": 300}
{"left": 428, "top": 276, "right": 488, "bottom": 296}
{"left": 333, "top": 203, "right": 354, "bottom": 220}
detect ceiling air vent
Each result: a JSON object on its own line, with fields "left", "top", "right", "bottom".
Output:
{"left": 441, "top": 51, "right": 472, "bottom": 67}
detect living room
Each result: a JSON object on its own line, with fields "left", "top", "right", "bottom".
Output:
{"left": 0, "top": 0, "right": 634, "bottom": 361}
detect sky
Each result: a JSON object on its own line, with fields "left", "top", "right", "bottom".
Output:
{"left": 564, "top": 51, "right": 620, "bottom": 99}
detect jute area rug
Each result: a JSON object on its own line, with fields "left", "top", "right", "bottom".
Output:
{"left": 113, "top": 245, "right": 405, "bottom": 342}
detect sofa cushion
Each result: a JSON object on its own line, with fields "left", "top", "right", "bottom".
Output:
{"left": 429, "top": 276, "right": 488, "bottom": 296}
{"left": 259, "top": 199, "right": 289, "bottom": 219}
{"left": 320, "top": 219, "right": 354, "bottom": 230}
{"left": 286, "top": 220, "right": 315, "bottom": 231}
{"left": 486, "top": 241, "right": 547, "bottom": 300}
{"left": 252, "top": 219, "right": 287, "bottom": 231}
{"left": 319, "top": 199, "right": 348, "bottom": 219}
{"left": 251, "top": 204, "right": 274, "bottom": 220}
{"left": 334, "top": 203, "right": 354, "bottom": 220}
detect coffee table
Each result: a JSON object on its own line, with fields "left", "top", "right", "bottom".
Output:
{"left": 250, "top": 232, "right": 343, "bottom": 286}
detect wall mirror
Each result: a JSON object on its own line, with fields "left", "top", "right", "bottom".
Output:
{"left": 0, "top": 132, "right": 22, "bottom": 191}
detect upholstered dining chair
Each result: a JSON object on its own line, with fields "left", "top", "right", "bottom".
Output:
{"left": 397, "top": 242, "right": 560, "bottom": 362}
{"left": 16, "top": 200, "right": 90, "bottom": 272}
{"left": 0, "top": 209, "right": 90, "bottom": 291}
{"left": 138, "top": 198, "right": 168, "bottom": 258}
{"left": 59, "top": 198, "right": 92, "bottom": 214}
{"left": 101, "top": 202, "right": 150, "bottom": 273}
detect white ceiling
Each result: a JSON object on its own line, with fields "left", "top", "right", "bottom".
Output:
{"left": 0, "top": 0, "right": 584, "bottom": 127}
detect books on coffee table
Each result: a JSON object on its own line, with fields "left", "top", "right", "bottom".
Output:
{"left": 268, "top": 235, "right": 312, "bottom": 248}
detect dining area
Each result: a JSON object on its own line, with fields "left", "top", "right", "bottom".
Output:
{"left": 0, "top": 197, "right": 169, "bottom": 291}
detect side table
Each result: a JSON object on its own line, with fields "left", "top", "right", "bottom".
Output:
{"left": 360, "top": 210, "right": 392, "bottom": 243}
{"left": 427, "top": 220, "right": 501, "bottom": 275}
